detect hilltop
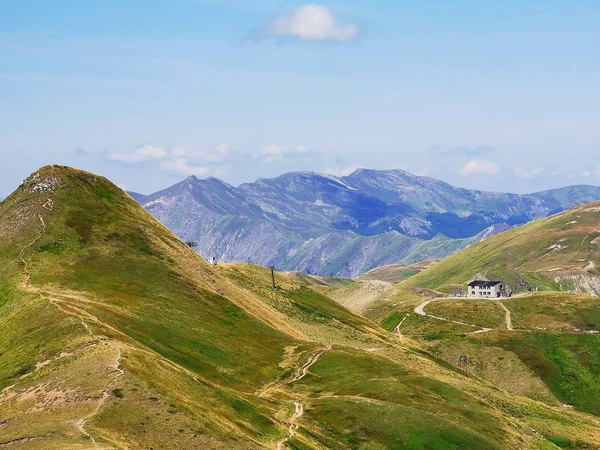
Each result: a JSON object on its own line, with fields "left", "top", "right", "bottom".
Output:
{"left": 136, "top": 169, "right": 600, "bottom": 277}
{"left": 357, "top": 261, "right": 435, "bottom": 283}
{"left": 403, "top": 201, "right": 600, "bottom": 296}
{"left": 2, "top": 166, "right": 600, "bottom": 449}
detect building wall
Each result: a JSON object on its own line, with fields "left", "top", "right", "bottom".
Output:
{"left": 468, "top": 284, "right": 504, "bottom": 298}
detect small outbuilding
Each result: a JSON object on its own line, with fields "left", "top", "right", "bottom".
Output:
{"left": 467, "top": 280, "right": 511, "bottom": 298}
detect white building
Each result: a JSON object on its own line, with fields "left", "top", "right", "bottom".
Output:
{"left": 467, "top": 280, "right": 511, "bottom": 298}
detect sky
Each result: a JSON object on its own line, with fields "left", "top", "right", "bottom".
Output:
{"left": 1, "top": 0, "right": 599, "bottom": 197}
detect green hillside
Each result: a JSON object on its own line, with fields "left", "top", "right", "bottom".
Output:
{"left": 403, "top": 201, "right": 600, "bottom": 295}
{"left": 1, "top": 166, "right": 600, "bottom": 449}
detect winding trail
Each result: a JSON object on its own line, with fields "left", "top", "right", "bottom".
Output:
{"left": 394, "top": 314, "right": 411, "bottom": 341}
{"left": 394, "top": 314, "right": 410, "bottom": 334}
{"left": 18, "top": 214, "right": 47, "bottom": 285}
{"left": 499, "top": 302, "right": 513, "bottom": 330}
{"left": 276, "top": 402, "right": 303, "bottom": 450}
{"left": 414, "top": 299, "right": 492, "bottom": 333}
{"left": 286, "top": 346, "right": 331, "bottom": 384}
{"left": 73, "top": 347, "right": 124, "bottom": 449}
{"left": 275, "top": 345, "right": 331, "bottom": 450}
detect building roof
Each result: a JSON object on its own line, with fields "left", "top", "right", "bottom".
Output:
{"left": 468, "top": 280, "right": 502, "bottom": 288}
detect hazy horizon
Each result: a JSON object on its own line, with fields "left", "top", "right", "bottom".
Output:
{"left": 2, "top": 1, "right": 599, "bottom": 196}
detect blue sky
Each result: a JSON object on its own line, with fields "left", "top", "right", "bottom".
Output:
{"left": 1, "top": 0, "right": 599, "bottom": 197}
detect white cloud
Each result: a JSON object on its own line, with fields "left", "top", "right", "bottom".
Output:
{"left": 581, "top": 166, "right": 600, "bottom": 178}
{"left": 254, "top": 144, "right": 309, "bottom": 163}
{"left": 265, "top": 4, "right": 358, "bottom": 42}
{"left": 160, "top": 159, "right": 212, "bottom": 177}
{"left": 160, "top": 143, "right": 232, "bottom": 176}
{"left": 170, "top": 143, "right": 230, "bottom": 163}
{"left": 458, "top": 160, "right": 500, "bottom": 176}
{"left": 106, "top": 143, "right": 233, "bottom": 178}
{"left": 324, "top": 164, "right": 360, "bottom": 177}
{"left": 107, "top": 145, "right": 167, "bottom": 163}
{"left": 514, "top": 167, "right": 545, "bottom": 178}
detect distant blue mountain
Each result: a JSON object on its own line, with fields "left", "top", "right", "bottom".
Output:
{"left": 136, "top": 169, "right": 600, "bottom": 277}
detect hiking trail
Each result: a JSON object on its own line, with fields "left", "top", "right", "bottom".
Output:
{"left": 275, "top": 345, "right": 331, "bottom": 449}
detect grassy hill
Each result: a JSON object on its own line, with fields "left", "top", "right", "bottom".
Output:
{"left": 2, "top": 166, "right": 600, "bottom": 449}
{"left": 402, "top": 201, "right": 600, "bottom": 295}
{"left": 356, "top": 262, "right": 433, "bottom": 284}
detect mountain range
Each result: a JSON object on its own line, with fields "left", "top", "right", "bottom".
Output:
{"left": 404, "top": 199, "right": 600, "bottom": 296}
{"left": 135, "top": 169, "right": 600, "bottom": 277}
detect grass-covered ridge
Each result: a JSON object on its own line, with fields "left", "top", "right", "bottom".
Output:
{"left": 2, "top": 166, "right": 600, "bottom": 449}
{"left": 402, "top": 201, "right": 600, "bottom": 295}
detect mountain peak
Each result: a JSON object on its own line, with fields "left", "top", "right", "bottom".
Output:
{"left": 15, "top": 165, "right": 108, "bottom": 199}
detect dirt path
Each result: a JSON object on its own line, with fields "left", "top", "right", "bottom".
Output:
{"left": 73, "top": 346, "right": 124, "bottom": 449}
{"left": 394, "top": 314, "right": 411, "bottom": 341}
{"left": 18, "top": 214, "right": 47, "bottom": 286}
{"left": 414, "top": 299, "right": 492, "bottom": 333}
{"left": 499, "top": 302, "right": 513, "bottom": 330}
{"left": 287, "top": 346, "right": 331, "bottom": 384}
{"left": 274, "top": 345, "right": 331, "bottom": 450}
{"left": 276, "top": 402, "right": 303, "bottom": 450}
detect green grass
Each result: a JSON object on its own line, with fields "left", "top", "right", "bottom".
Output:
{"left": 289, "top": 349, "right": 506, "bottom": 449}
{"left": 425, "top": 300, "right": 506, "bottom": 329}
{"left": 504, "top": 292, "right": 600, "bottom": 331}
{"left": 380, "top": 311, "right": 404, "bottom": 331}
{"left": 399, "top": 313, "right": 476, "bottom": 335}
{"left": 0, "top": 279, "right": 83, "bottom": 389}
{"left": 403, "top": 202, "right": 600, "bottom": 294}
{"left": 12, "top": 169, "right": 295, "bottom": 391}
{"left": 282, "top": 286, "right": 373, "bottom": 331}
{"left": 479, "top": 333, "right": 600, "bottom": 415}
{"left": 306, "top": 398, "right": 503, "bottom": 450}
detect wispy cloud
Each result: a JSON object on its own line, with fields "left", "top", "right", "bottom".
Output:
{"left": 262, "top": 4, "right": 359, "bottom": 42}
{"left": 160, "top": 143, "right": 231, "bottom": 176}
{"left": 169, "top": 143, "right": 230, "bottom": 163}
{"left": 160, "top": 159, "right": 212, "bottom": 177}
{"left": 581, "top": 166, "right": 600, "bottom": 178}
{"left": 105, "top": 143, "right": 232, "bottom": 177}
{"left": 74, "top": 147, "right": 91, "bottom": 156}
{"left": 254, "top": 144, "right": 310, "bottom": 163}
{"left": 514, "top": 167, "right": 545, "bottom": 178}
{"left": 107, "top": 145, "right": 167, "bottom": 163}
{"left": 458, "top": 159, "right": 499, "bottom": 176}
{"left": 431, "top": 145, "right": 497, "bottom": 158}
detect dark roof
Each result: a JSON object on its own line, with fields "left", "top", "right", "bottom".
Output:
{"left": 468, "top": 280, "right": 502, "bottom": 288}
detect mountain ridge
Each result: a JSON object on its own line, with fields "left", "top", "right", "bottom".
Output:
{"left": 136, "top": 168, "right": 600, "bottom": 276}
{"left": 403, "top": 199, "right": 600, "bottom": 296}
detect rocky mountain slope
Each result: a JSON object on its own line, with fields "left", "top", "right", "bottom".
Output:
{"left": 137, "top": 169, "right": 600, "bottom": 277}
{"left": 2, "top": 165, "right": 600, "bottom": 449}
{"left": 403, "top": 200, "right": 600, "bottom": 296}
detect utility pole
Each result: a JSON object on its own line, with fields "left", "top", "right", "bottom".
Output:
{"left": 270, "top": 266, "right": 277, "bottom": 290}
{"left": 458, "top": 355, "right": 468, "bottom": 376}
